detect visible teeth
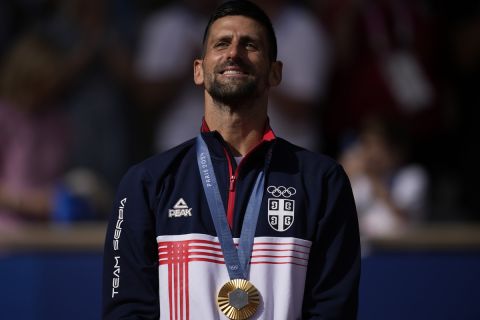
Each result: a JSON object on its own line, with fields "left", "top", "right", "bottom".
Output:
{"left": 223, "top": 70, "right": 243, "bottom": 75}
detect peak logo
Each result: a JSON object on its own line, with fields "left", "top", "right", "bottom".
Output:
{"left": 169, "top": 198, "right": 192, "bottom": 218}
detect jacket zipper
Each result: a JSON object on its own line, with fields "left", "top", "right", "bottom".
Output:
{"left": 223, "top": 139, "right": 272, "bottom": 229}
{"left": 225, "top": 152, "right": 238, "bottom": 229}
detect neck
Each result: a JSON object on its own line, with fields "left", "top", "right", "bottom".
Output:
{"left": 204, "top": 96, "right": 268, "bottom": 156}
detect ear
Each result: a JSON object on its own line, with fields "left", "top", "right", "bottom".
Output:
{"left": 193, "top": 59, "right": 204, "bottom": 85}
{"left": 268, "top": 61, "right": 282, "bottom": 87}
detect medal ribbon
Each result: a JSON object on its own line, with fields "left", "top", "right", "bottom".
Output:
{"left": 196, "top": 135, "right": 269, "bottom": 279}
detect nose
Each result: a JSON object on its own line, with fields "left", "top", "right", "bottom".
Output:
{"left": 227, "top": 41, "right": 242, "bottom": 60}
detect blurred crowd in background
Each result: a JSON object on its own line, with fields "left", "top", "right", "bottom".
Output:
{"left": 0, "top": 0, "right": 479, "bottom": 243}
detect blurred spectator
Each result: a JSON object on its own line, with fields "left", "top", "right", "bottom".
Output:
{"left": 0, "top": 32, "right": 70, "bottom": 228}
{"left": 41, "top": 0, "right": 136, "bottom": 190}
{"left": 257, "top": 0, "right": 332, "bottom": 151}
{"left": 0, "top": 0, "right": 56, "bottom": 60}
{"left": 429, "top": 0, "right": 480, "bottom": 220}
{"left": 0, "top": 1, "right": 14, "bottom": 58}
{"left": 316, "top": 0, "right": 440, "bottom": 159}
{"left": 133, "top": 0, "right": 218, "bottom": 152}
{"left": 340, "top": 117, "right": 429, "bottom": 243}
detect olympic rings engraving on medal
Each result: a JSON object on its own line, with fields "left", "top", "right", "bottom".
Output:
{"left": 266, "top": 186, "right": 297, "bottom": 198}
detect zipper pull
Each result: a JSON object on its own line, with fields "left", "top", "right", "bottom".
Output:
{"left": 229, "top": 175, "right": 236, "bottom": 191}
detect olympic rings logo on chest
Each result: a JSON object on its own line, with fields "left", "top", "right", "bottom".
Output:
{"left": 266, "top": 185, "right": 296, "bottom": 198}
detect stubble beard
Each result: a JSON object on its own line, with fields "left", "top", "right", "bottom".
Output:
{"left": 205, "top": 59, "right": 268, "bottom": 108}
{"left": 208, "top": 76, "right": 259, "bottom": 107}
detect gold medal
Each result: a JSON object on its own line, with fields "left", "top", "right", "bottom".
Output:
{"left": 217, "top": 279, "right": 260, "bottom": 320}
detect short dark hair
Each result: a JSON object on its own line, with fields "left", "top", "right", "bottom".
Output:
{"left": 202, "top": 0, "right": 277, "bottom": 61}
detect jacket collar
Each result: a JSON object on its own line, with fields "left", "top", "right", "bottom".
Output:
{"left": 199, "top": 117, "right": 276, "bottom": 163}
{"left": 201, "top": 117, "right": 275, "bottom": 142}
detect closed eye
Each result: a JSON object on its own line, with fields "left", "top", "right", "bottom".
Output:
{"left": 245, "top": 42, "right": 258, "bottom": 50}
{"left": 213, "top": 36, "right": 232, "bottom": 49}
{"left": 214, "top": 41, "right": 229, "bottom": 49}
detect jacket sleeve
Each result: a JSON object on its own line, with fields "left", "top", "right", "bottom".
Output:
{"left": 302, "top": 164, "right": 361, "bottom": 319}
{"left": 102, "top": 165, "right": 160, "bottom": 319}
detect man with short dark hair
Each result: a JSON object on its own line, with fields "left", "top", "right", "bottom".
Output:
{"left": 103, "top": 1, "right": 360, "bottom": 319}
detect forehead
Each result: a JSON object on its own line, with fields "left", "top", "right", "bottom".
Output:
{"left": 206, "top": 15, "right": 268, "bottom": 42}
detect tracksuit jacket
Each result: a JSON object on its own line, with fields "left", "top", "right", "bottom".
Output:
{"left": 103, "top": 124, "right": 360, "bottom": 320}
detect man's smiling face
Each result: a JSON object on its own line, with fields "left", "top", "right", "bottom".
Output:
{"left": 194, "top": 15, "right": 280, "bottom": 106}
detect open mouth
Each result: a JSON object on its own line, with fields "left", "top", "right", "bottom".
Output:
{"left": 218, "top": 62, "right": 250, "bottom": 76}
{"left": 221, "top": 69, "right": 246, "bottom": 75}
{"left": 220, "top": 67, "right": 248, "bottom": 76}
